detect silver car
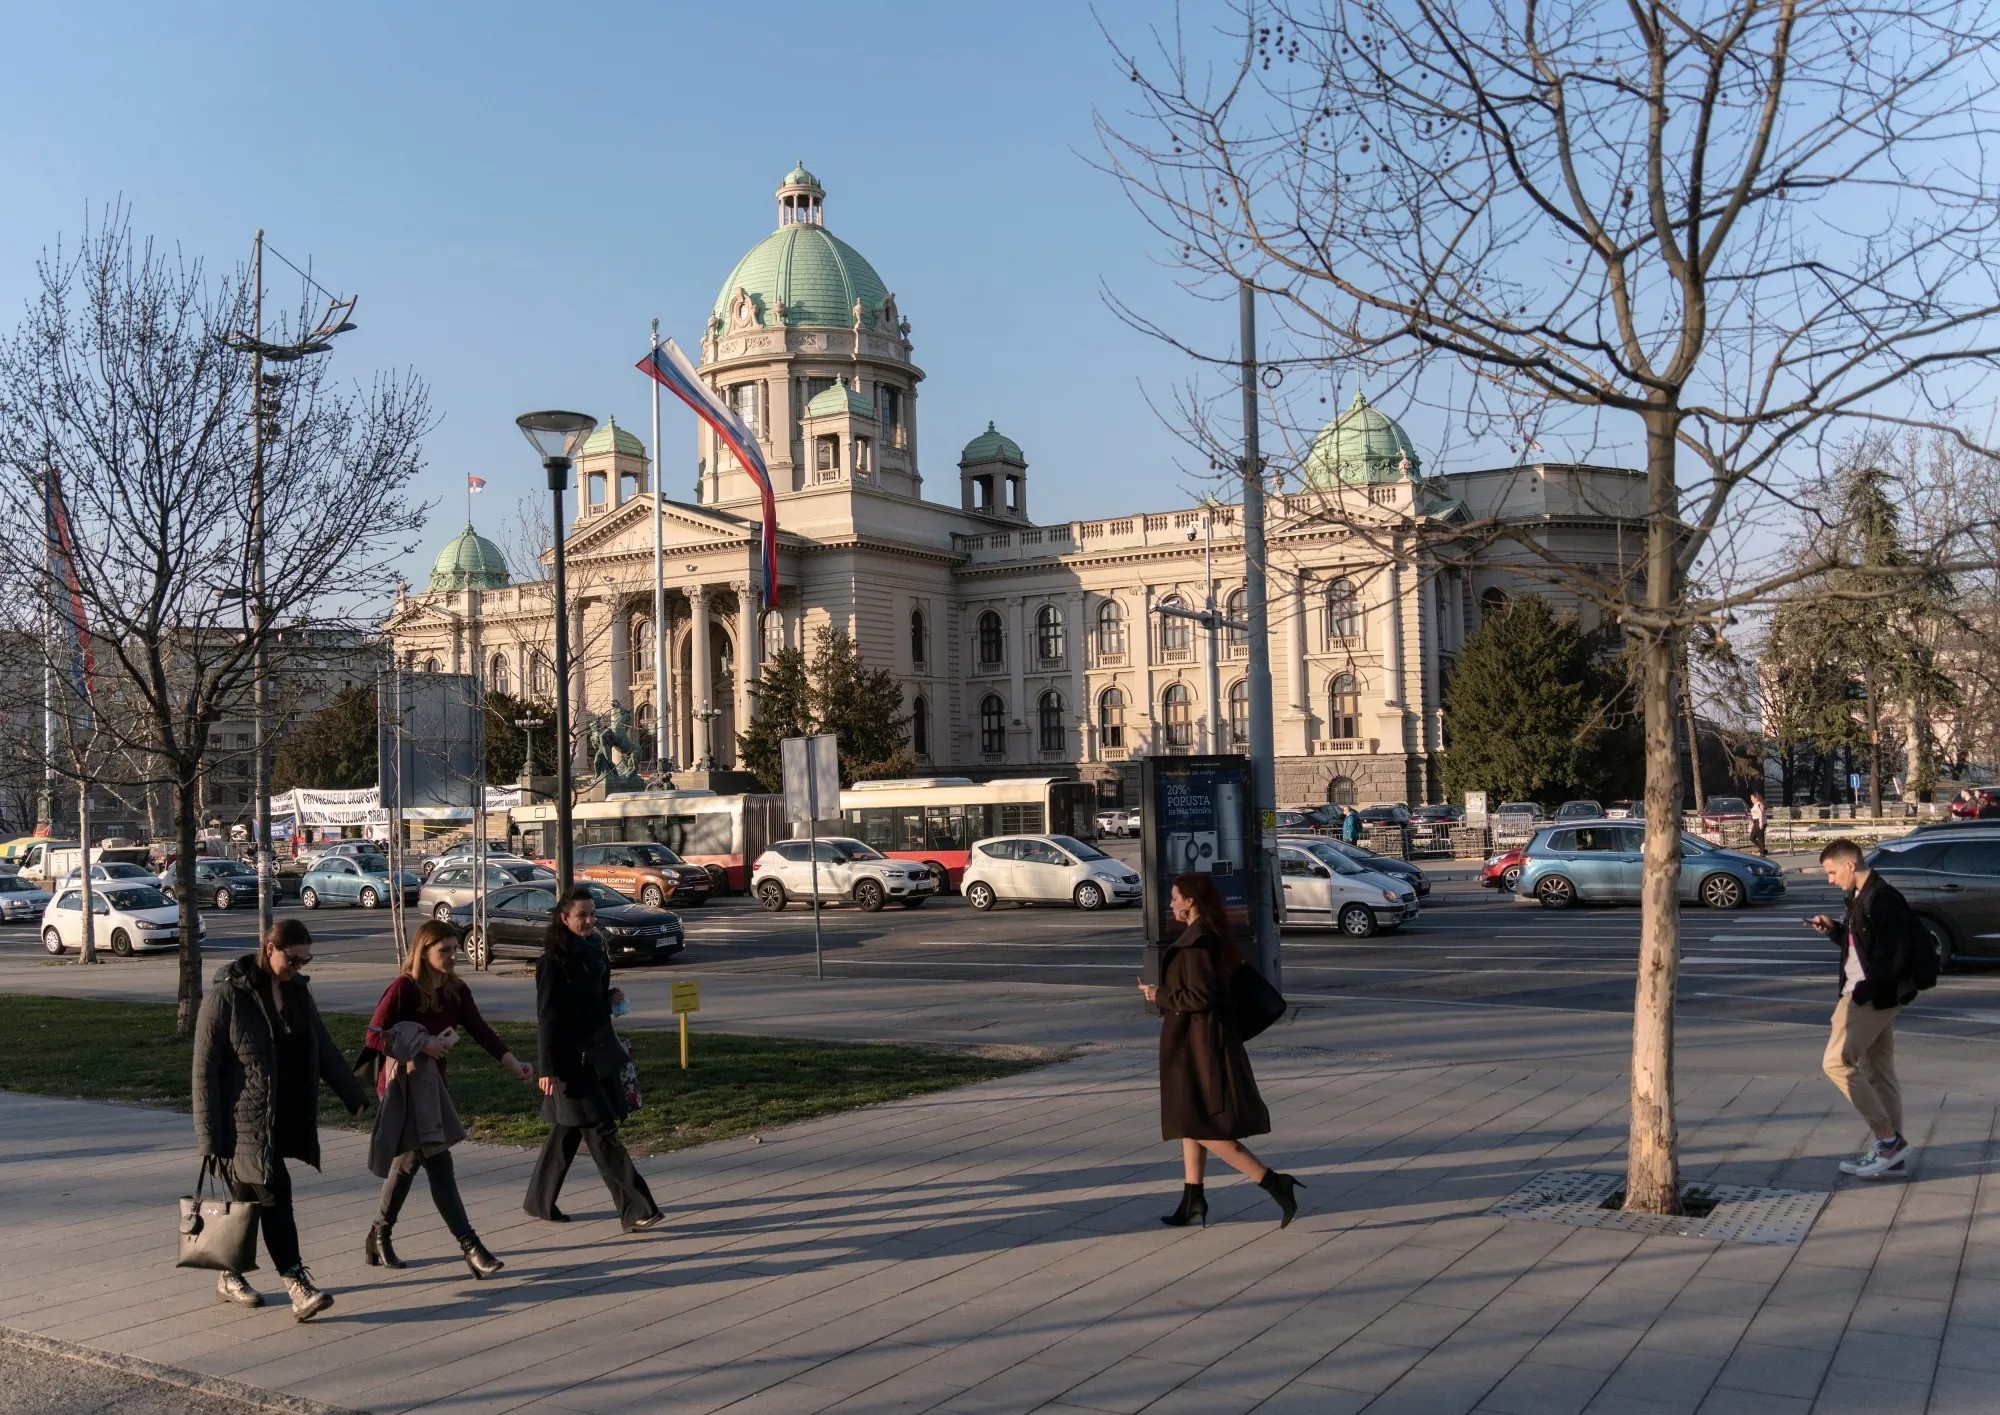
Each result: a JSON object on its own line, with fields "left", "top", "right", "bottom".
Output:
{"left": 0, "top": 873, "right": 53, "bottom": 923}
{"left": 418, "top": 858, "right": 558, "bottom": 922}
{"left": 960, "top": 834, "right": 1143, "bottom": 912}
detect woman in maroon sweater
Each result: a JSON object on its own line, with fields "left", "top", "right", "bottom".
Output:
{"left": 363, "top": 920, "right": 532, "bottom": 1276}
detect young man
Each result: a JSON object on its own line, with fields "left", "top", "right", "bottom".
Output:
{"left": 1748, "top": 792, "right": 1768, "bottom": 857}
{"left": 1808, "top": 840, "right": 1923, "bottom": 1178}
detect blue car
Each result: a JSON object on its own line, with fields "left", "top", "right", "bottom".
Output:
{"left": 299, "top": 853, "right": 421, "bottom": 911}
{"left": 1514, "top": 821, "right": 1785, "bottom": 910}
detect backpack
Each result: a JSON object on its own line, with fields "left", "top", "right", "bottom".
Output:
{"left": 1907, "top": 922, "right": 1941, "bottom": 993}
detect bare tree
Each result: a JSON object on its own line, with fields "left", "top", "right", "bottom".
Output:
{"left": 0, "top": 209, "right": 431, "bottom": 1032}
{"left": 1102, "top": 1, "right": 2000, "bottom": 1210}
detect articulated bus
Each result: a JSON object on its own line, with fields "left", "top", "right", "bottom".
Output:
{"left": 509, "top": 791, "right": 787, "bottom": 893}
{"left": 838, "top": 777, "right": 1099, "bottom": 889}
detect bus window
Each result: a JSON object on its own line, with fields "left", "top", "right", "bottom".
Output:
{"left": 681, "top": 813, "right": 734, "bottom": 858}
{"left": 852, "top": 808, "right": 897, "bottom": 850}
{"left": 999, "top": 803, "right": 1043, "bottom": 835}
{"left": 924, "top": 807, "right": 967, "bottom": 851}
{"left": 1050, "top": 783, "right": 1099, "bottom": 840}
{"left": 896, "top": 807, "right": 923, "bottom": 851}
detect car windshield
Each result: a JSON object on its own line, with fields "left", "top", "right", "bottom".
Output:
{"left": 355, "top": 855, "right": 390, "bottom": 872}
{"left": 1499, "top": 803, "right": 1536, "bottom": 814}
{"left": 106, "top": 886, "right": 170, "bottom": 910}
{"left": 1048, "top": 835, "right": 1109, "bottom": 861}
{"left": 581, "top": 882, "right": 631, "bottom": 907}
{"left": 1298, "top": 841, "right": 1365, "bottom": 874}
{"left": 630, "top": 844, "right": 684, "bottom": 866}
{"left": 0, "top": 876, "right": 32, "bottom": 893}
{"left": 1708, "top": 798, "right": 1748, "bottom": 813}
{"left": 833, "top": 841, "right": 884, "bottom": 861}
{"left": 210, "top": 861, "right": 253, "bottom": 875}
{"left": 500, "top": 863, "right": 553, "bottom": 881}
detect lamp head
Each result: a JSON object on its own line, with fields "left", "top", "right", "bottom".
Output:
{"left": 515, "top": 411, "right": 597, "bottom": 465}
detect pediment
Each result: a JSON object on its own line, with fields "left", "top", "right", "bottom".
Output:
{"left": 564, "top": 495, "right": 756, "bottom": 560}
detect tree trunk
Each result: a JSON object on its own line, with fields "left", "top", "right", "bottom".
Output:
{"left": 174, "top": 763, "right": 204, "bottom": 1038}
{"left": 1866, "top": 678, "right": 1883, "bottom": 817}
{"left": 1681, "top": 666, "right": 1705, "bottom": 813}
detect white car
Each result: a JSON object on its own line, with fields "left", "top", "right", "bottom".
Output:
{"left": 1094, "top": 809, "right": 1132, "bottom": 837}
{"left": 752, "top": 837, "right": 939, "bottom": 912}
{"left": 1277, "top": 839, "right": 1419, "bottom": 937}
{"left": 41, "top": 882, "right": 202, "bottom": 956}
{"left": 960, "top": 834, "right": 1143, "bottom": 912}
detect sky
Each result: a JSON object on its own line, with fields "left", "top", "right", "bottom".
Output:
{"left": 0, "top": 0, "right": 1245, "bottom": 589}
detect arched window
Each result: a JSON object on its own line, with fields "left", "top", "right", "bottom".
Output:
{"left": 1162, "top": 683, "right": 1193, "bottom": 750}
{"left": 761, "top": 610, "right": 784, "bottom": 660}
{"left": 912, "top": 695, "right": 930, "bottom": 758}
{"left": 1227, "top": 680, "right": 1249, "bottom": 751}
{"left": 1098, "top": 686, "right": 1126, "bottom": 750}
{"left": 632, "top": 617, "right": 654, "bottom": 674}
{"left": 1480, "top": 586, "right": 1510, "bottom": 619}
{"left": 1325, "top": 577, "right": 1359, "bottom": 641}
{"left": 910, "top": 608, "right": 928, "bottom": 666}
{"left": 488, "top": 652, "right": 511, "bottom": 696}
{"left": 980, "top": 694, "right": 1006, "bottom": 754}
{"left": 1329, "top": 673, "right": 1361, "bottom": 740}
{"left": 530, "top": 653, "right": 553, "bottom": 699}
{"left": 1038, "top": 690, "right": 1066, "bottom": 753}
{"left": 1158, "top": 596, "right": 1191, "bottom": 655}
{"left": 1326, "top": 774, "right": 1358, "bottom": 806}
{"left": 1224, "top": 589, "right": 1248, "bottom": 655}
{"left": 1095, "top": 600, "right": 1126, "bottom": 659}
{"left": 977, "top": 610, "right": 1005, "bottom": 669}
{"left": 423, "top": 655, "right": 440, "bottom": 674}
{"left": 1036, "top": 604, "right": 1064, "bottom": 665}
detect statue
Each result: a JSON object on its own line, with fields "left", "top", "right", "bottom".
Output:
{"left": 588, "top": 705, "right": 645, "bottom": 793}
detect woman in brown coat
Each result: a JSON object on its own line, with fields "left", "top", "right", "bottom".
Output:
{"left": 1138, "top": 872, "right": 1300, "bottom": 1229}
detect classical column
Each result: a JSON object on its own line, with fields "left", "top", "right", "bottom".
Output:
{"left": 569, "top": 599, "right": 588, "bottom": 771}
{"left": 690, "top": 584, "right": 713, "bottom": 768}
{"left": 1288, "top": 572, "right": 1309, "bottom": 713}
{"left": 1419, "top": 572, "right": 1442, "bottom": 753}
{"left": 734, "top": 577, "right": 757, "bottom": 746}
{"left": 1066, "top": 589, "right": 1085, "bottom": 762}
{"left": 609, "top": 599, "right": 631, "bottom": 710}
{"left": 1008, "top": 595, "right": 1027, "bottom": 762}
{"left": 1139, "top": 584, "right": 1156, "bottom": 753}
{"left": 1383, "top": 564, "right": 1405, "bottom": 707}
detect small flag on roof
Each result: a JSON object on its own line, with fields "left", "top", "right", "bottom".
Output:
{"left": 467, "top": 475, "right": 487, "bottom": 492}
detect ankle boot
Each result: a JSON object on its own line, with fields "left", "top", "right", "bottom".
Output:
{"left": 364, "top": 1221, "right": 405, "bottom": 1269}
{"left": 1160, "top": 1183, "right": 1208, "bottom": 1228}
{"left": 280, "top": 1266, "right": 332, "bottom": 1322}
{"left": 1258, "top": 1170, "right": 1303, "bottom": 1229}
{"left": 460, "top": 1234, "right": 505, "bottom": 1280}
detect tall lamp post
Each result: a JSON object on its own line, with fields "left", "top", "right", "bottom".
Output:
{"left": 514, "top": 715, "right": 545, "bottom": 784}
{"left": 516, "top": 411, "right": 598, "bottom": 892}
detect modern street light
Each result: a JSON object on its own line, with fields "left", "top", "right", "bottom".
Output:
{"left": 516, "top": 410, "right": 598, "bottom": 891}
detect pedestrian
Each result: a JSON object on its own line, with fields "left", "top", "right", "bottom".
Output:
{"left": 1138, "top": 872, "right": 1301, "bottom": 1229}
{"left": 192, "top": 918, "right": 367, "bottom": 1320}
{"left": 1341, "top": 807, "right": 1361, "bottom": 845}
{"left": 363, "top": 919, "right": 534, "bottom": 1278}
{"left": 1808, "top": 840, "right": 1926, "bottom": 1178}
{"left": 1749, "top": 791, "right": 1769, "bottom": 857}
{"left": 523, "top": 885, "right": 665, "bottom": 1231}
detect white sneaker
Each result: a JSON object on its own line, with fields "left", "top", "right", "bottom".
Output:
{"left": 1851, "top": 1137, "right": 1913, "bottom": 1179}
{"left": 1837, "top": 1143, "right": 1878, "bottom": 1176}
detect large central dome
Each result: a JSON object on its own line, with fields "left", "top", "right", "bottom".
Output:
{"left": 711, "top": 165, "right": 894, "bottom": 332}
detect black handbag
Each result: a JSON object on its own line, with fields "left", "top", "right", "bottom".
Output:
{"left": 1232, "top": 963, "right": 1287, "bottom": 1041}
{"left": 581, "top": 1019, "right": 629, "bottom": 1081}
{"left": 177, "top": 1159, "right": 259, "bottom": 1273}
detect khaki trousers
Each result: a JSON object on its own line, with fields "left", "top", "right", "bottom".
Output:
{"left": 1823, "top": 998, "right": 1903, "bottom": 1137}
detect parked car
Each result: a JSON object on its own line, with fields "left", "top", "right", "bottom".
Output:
{"left": 1948, "top": 788, "right": 2000, "bottom": 820}
{"left": 1274, "top": 809, "right": 1322, "bottom": 833}
{"left": 188, "top": 857, "right": 280, "bottom": 910}
{"left": 1095, "top": 808, "right": 1133, "bottom": 838}
{"left": 419, "top": 840, "right": 523, "bottom": 881}
{"left": 1866, "top": 830, "right": 2000, "bottom": 971}
{"left": 1358, "top": 804, "right": 1412, "bottom": 827}
{"left": 958, "top": 834, "right": 1142, "bottom": 912}
{"left": 0, "top": 873, "right": 54, "bottom": 923}
{"left": 1554, "top": 800, "right": 1603, "bottom": 824}
{"left": 302, "top": 839, "right": 389, "bottom": 870}
{"left": 419, "top": 858, "right": 559, "bottom": 922}
{"left": 1277, "top": 839, "right": 1420, "bottom": 936}
{"left": 1481, "top": 846, "right": 1529, "bottom": 892}
{"left": 1514, "top": 822, "right": 1785, "bottom": 910}
{"left": 299, "top": 854, "right": 421, "bottom": 910}
{"left": 62, "top": 861, "right": 170, "bottom": 895}
{"left": 1604, "top": 800, "right": 1638, "bottom": 819}
{"left": 1410, "top": 804, "right": 1463, "bottom": 846}
{"left": 573, "top": 841, "right": 714, "bottom": 909}
{"left": 1700, "top": 796, "right": 1751, "bottom": 832}
{"left": 455, "top": 880, "right": 683, "bottom": 966}
{"left": 1286, "top": 834, "right": 1430, "bottom": 897}
{"left": 1492, "top": 802, "right": 1543, "bottom": 842}
{"left": 752, "top": 837, "right": 940, "bottom": 912}
{"left": 41, "top": 883, "right": 201, "bottom": 956}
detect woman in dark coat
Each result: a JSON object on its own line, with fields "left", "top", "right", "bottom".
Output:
{"left": 192, "top": 918, "right": 367, "bottom": 1320}
{"left": 522, "top": 885, "right": 663, "bottom": 1231}
{"left": 1138, "top": 872, "right": 1300, "bottom": 1229}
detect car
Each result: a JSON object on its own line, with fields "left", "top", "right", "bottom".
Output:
{"left": 418, "top": 841, "right": 525, "bottom": 881}
{"left": 1865, "top": 829, "right": 2000, "bottom": 971}
{"left": 1554, "top": 800, "right": 1603, "bottom": 823}
{"left": 1095, "top": 808, "right": 1133, "bottom": 837}
{"left": 1492, "top": 802, "right": 1543, "bottom": 842}
{"left": 1277, "top": 839, "right": 1420, "bottom": 936}
{"left": 188, "top": 858, "right": 279, "bottom": 910}
{"left": 752, "top": 836, "right": 940, "bottom": 912}
{"left": 958, "top": 833, "right": 1143, "bottom": 912}
{"left": 1274, "top": 809, "right": 1322, "bottom": 833}
{"left": 41, "top": 882, "right": 202, "bottom": 956}
{"left": 455, "top": 880, "right": 683, "bottom": 966}
{"left": 1605, "top": 800, "right": 1638, "bottom": 819}
{"left": 1948, "top": 788, "right": 2000, "bottom": 819}
{"left": 299, "top": 853, "right": 421, "bottom": 910}
{"left": 1700, "top": 796, "right": 1751, "bottom": 832}
{"left": 0, "top": 873, "right": 54, "bottom": 923}
{"left": 419, "top": 858, "right": 559, "bottom": 922}
{"left": 62, "top": 861, "right": 170, "bottom": 895}
{"left": 1513, "top": 821, "right": 1785, "bottom": 910}
{"left": 1284, "top": 834, "right": 1430, "bottom": 896}
{"left": 573, "top": 841, "right": 714, "bottom": 909}
{"left": 1481, "top": 846, "right": 1529, "bottom": 892}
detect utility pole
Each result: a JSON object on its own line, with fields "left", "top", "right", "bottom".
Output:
{"left": 250, "top": 230, "right": 273, "bottom": 939}
{"left": 1239, "top": 282, "right": 1279, "bottom": 988}
{"left": 1202, "top": 504, "right": 1220, "bottom": 750}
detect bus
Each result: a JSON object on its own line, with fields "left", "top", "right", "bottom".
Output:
{"left": 509, "top": 790, "right": 787, "bottom": 893}
{"left": 838, "top": 777, "right": 1099, "bottom": 890}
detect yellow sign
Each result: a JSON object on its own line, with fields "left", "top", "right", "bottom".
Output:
{"left": 671, "top": 981, "right": 700, "bottom": 1014}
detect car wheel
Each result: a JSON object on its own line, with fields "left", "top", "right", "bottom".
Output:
{"left": 360, "top": 887, "right": 380, "bottom": 910}
{"left": 42, "top": 927, "right": 64, "bottom": 955}
{"left": 923, "top": 861, "right": 950, "bottom": 894}
{"left": 110, "top": 929, "right": 132, "bottom": 957}
{"left": 756, "top": 879, "right": 788, "bottom": 912}
{"left": 1501, "top": 866, "right": 1523, "bottom": 892}
{"left": 1074, "top": 881, "right": 1105, "bottom": 912}
{"left": 1536, "top": 876, "right": 1576, "bottom": 910}
{"left": 431, "top": 901, "right": 454, "bottom": 923}
{"left": 1699, "top": 873, "right": 1745, "bottom": 910}
{"left": 1924, "top": 918, "right": 1954, "bottom": 974}
{"left": 1338, "top": 902, "right": 1378, "bottom": 937}
{"left": 300, "top": 887, "right": 319, "bottom": 910}
{"left": 966, "top": 881, "right": 997, "bottom": 911}
{"left": 854, "top": 879, "right": 886, "bottom": 913}
{"left": 467, "top": 926, "right": 489, "bottom": 970}
{"left": 212, "top": 887, "right": 233, "bottom": 910}
{"left": 703, "top": 865, "right": 728, "bottom": 895}
{"left": 641, "top": 884, "right": 665, "bottom": 909}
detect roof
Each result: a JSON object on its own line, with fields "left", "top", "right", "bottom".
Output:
{"left": 959, "top": 421, "right": 1026, "bottom": 467}
{"left": 579, "top": 416, "right": 645, "bottom": 459}
{"left": 427, "top": 525, "right": 510, "bottom": 593}
{"left": 804, "top": 382, "right": 876, "bottom": 418}
{"left": 1301, "top": 392, "right": 1423, "bottom": 488}
{"left": 780, "top": 162, "right": 823, "bottom": 192}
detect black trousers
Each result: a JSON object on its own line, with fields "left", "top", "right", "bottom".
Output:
{"left": 378, "top": 1149, "right": 473, "bottom": 1241}
{"left": 524, "top": 1120, "right": 658, "bottom": 1228}
{"left": 229, "top": 1156, "right": 301, "bottom": 1275}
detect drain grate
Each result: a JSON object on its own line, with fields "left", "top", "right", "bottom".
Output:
{"left": 1488, "top": 1169, "right": 1829, "bottom": 1245}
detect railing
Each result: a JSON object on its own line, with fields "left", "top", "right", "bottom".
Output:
{"left": 1093, "top": 648, "right": 1127, "bottom": 667}
{"left": 1159, "top": 644, "right": 1193, "bottom": 664}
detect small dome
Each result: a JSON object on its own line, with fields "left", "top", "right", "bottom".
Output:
{"left": 959, "top": 421, "right": 1026, "bottom": 468}
{"left": 579, "top": 416, "right": 646, "bottom": 459}
{"left": 428, "top": 525, "right": 509, "bottom": 593}
{"left": 1301, "top": 392, "right": 1422, "bottom": 488}
{"left": 804, "top": 381, "right": 876, "bottom": 418}
{"left": 780, "top": 162, "right": 822, "bottom": 193}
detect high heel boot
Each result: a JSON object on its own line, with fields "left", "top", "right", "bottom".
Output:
{"left": 1160, "top": 1183, "right": 1208, "bottom": 1228}
{"left": 1258, "top": 1170, "right": 1303, "bottom": 1229}
{"left": 460, "top": 1234, "right": 505, "bottom": 1279}
{"left": 364, "top": 1221, "right": 405, "bottom": 1269}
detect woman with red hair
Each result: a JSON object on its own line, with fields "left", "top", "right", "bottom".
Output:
{"left": 1138, "top": 872, "right": 1300, "bottom": 1228}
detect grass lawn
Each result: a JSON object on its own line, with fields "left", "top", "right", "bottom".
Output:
{"left": 0, "top": 994, "right": 1043, "bottom": 1153}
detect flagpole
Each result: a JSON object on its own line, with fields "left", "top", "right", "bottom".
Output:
{"left": 649, "top": 319, "right": 669, "bottom": 774}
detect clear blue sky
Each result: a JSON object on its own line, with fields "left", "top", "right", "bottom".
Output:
{"left": 0, "top": 0, "right": 1240, "bottom": 587}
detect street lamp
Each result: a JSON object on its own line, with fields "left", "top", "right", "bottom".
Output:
{"left": 514, "top": 715, "right": 546, "bottom": 783}
{"left": 516, "top": 410, "right": 597, "bottom": 891}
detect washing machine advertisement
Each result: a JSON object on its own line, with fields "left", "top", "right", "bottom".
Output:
{"left": 1139, "top": 753, "right": 1254, "bottom": 946}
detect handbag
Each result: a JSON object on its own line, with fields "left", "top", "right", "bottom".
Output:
{"left": 177, "top": 1159, "right": 259, "bottom": 1273}
{"left": 615, "top": 1045, "right": 642, "bottom": 1113}
{"left": 1232, "top": 963, "right": 1287, "bottom": 1042}
{"left": 581, "top": 1019, "right": 629, "bottom": 1081}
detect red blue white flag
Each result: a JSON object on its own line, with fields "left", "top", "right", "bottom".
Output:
{"left": 41, "top": 468, "right": 96, "bottom": 720}
{"left": 637, "top": 339, "right": 779, "bottom": 605}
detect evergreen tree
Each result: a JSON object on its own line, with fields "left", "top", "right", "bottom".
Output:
{"left": 737, "top": 646, "right": 812, "bottom": 790}
{"left": 736, "top": 629, "right": 912, "bottom": 790}
{"left": 272, "top": 683, "right": 377, "bottom": 791}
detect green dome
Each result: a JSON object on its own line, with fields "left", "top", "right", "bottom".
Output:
{"left": 959, "top": 421, "right": 1025, "bottom": 467}
{"left": 804, "top": 381, "right": 875, "bottom": 418}
{"left": 781, "top": 162, "right": 822, "bottom": 191}
{"left": 579, "top": 415, "right": 645, "bottom": 459}
{"left": 1301, "top": 392, "right": 1422, "bottom": 488}
{"left": 713, "top": 171, "right": 893, "bottom": 331}
{"left": 428, "top": 524, "right": 509, "bottom": 593}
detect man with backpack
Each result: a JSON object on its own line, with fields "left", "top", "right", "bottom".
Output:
{"left": 1808, "top": 839, "right": 1936, "bottom": 1178}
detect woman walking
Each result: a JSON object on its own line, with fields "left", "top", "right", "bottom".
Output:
{"left": 363, "top": 919, "right": 533, "bottom": 1278}
{"left": 1138, "top": 872, "right": 1301, "bottom": 1230}
{"left": 523, "top": 885, "right": 664, "bottom": 1232}
{"left": 193, "top": 918, "right": 367, "bottom": 1320}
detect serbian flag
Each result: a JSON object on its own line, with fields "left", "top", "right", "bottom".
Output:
{"left": 468, "top": 475, "right": 486, "bottom": 493}
{"left": 42, "top": 468, "right": 96, "bottom": 724}
{"left": 637, "top": 339, "right": 779, "bottom": 605}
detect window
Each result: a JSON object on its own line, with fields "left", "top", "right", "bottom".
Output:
{"left": 1225, "top": 589, "right": 1247, "bottom": 655}
{"left": 633, "top": 703, "right": 656, "bottom": 763}
{"left": 761, "top": 610, "right": 784, "bottom": 660}
{"left": 815, "top": 435, "right": 839, "bottom": 478}
{"left": 1329, "top": 674, "right": 1361, "bottom": 740}
{"left": 1095, "top": 600, "right": 1126, "bottom": 659}
{"left": 879, "top": 385, "right": 905, "bottom": 448}
{"left": 853, "top": 437, "right": 872, "bottom": 477}
{"left": 980, "top": 694, "right": 1006, "bottom": 754}
{"left": 1326, "top": 775, "right": 1358, "bottom": 806}
{"left": 1158, "top": 596, "right": 1191, "bottom": 655}
{"left": 804, "top": 376, "right": 836, "bottom": 405}
{"left": 1038, "top": 691, "right": 1065, "bottom": 754}
{"left": 1939, "top": 842, "right": 2000, "bottom": 876}
{"left": 632, "top": 618, "right": 654, "bottom": 673}
{"left": 1162, "top": 683, "right": 1193, "bottom": 750}
{"left": 979, "top": 839, "right": 1019, "bottom": 861}
{"left": 488, "top": 652, "right": 511, "bottom": 695}
{"left": 977, "top": 610, "right": 1005, "bottom": 669}
{"left": 910, "top": 608, "right": 928, "bottom": 666}
{"left": 530, "top": 653, "right": 553, "bottom": 698}
{"left": 912, "top": 695, "right": 930, "bottom": 758}
{"left": 1480, "top": 586, "right": 1510, "bottom": 618}
{"left": 423, "top": 655, "right": 441, "bottom": 673}
{"left": 1036, "top": 604, "right": 1064, "bottom": 665}
{"left": 1227, "top": 680, "right": 1249, "bottom": 751}
{"left": 1098, "top": 687, "right": 1126, "bottom": 750}
{"left": 1020, "top": 840, "right": 1066, "bottom": 866}
{"left": 1326, "top": 578, "right": 1359, "bottom": 640}
{"left": 728, "top": 381, "right": 762, "bottom": 434}
{"left": 773, "top": 841, "right": 810, "bottom": 862}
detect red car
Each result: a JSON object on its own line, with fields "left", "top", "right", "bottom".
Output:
{"left": 1699, "top": 796, "right": 1750, "bottom": 832}
{"left": 1482, "top": 846, "right": 1528, "bottom": 892}
{"left": 1951, "top": 788, "right": 2000, "bottom": 819}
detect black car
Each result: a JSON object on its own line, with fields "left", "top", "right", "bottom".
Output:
{"left": 1410, "top": 804, "right": 1463, "bottom": 843}
{"left": 452, "top": 881, "right": 684, "bottom": 966}
{"left": 1285, "top": 834, "right": 1431, "bottom": 896}
{"left": 1864, "top": 830, "right": 2000, "bottom": 971}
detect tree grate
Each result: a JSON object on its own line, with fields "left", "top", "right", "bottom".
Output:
{"left": 1487, "top": 1169, "right": 1829, "bottom": 1245}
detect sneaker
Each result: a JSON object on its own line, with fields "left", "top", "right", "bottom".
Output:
{"left": 1851, "top": 1137, "right": 1913, "bottom": 1179}
{"left": 1837, "top": 1141, "right": 1879, "bottom": 1176}
{"left": 216, "top": 1271, "right": 263, "bottom": 1308}
{"left": 280, "top": 1266, "right": 333, "bottom": 1322}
